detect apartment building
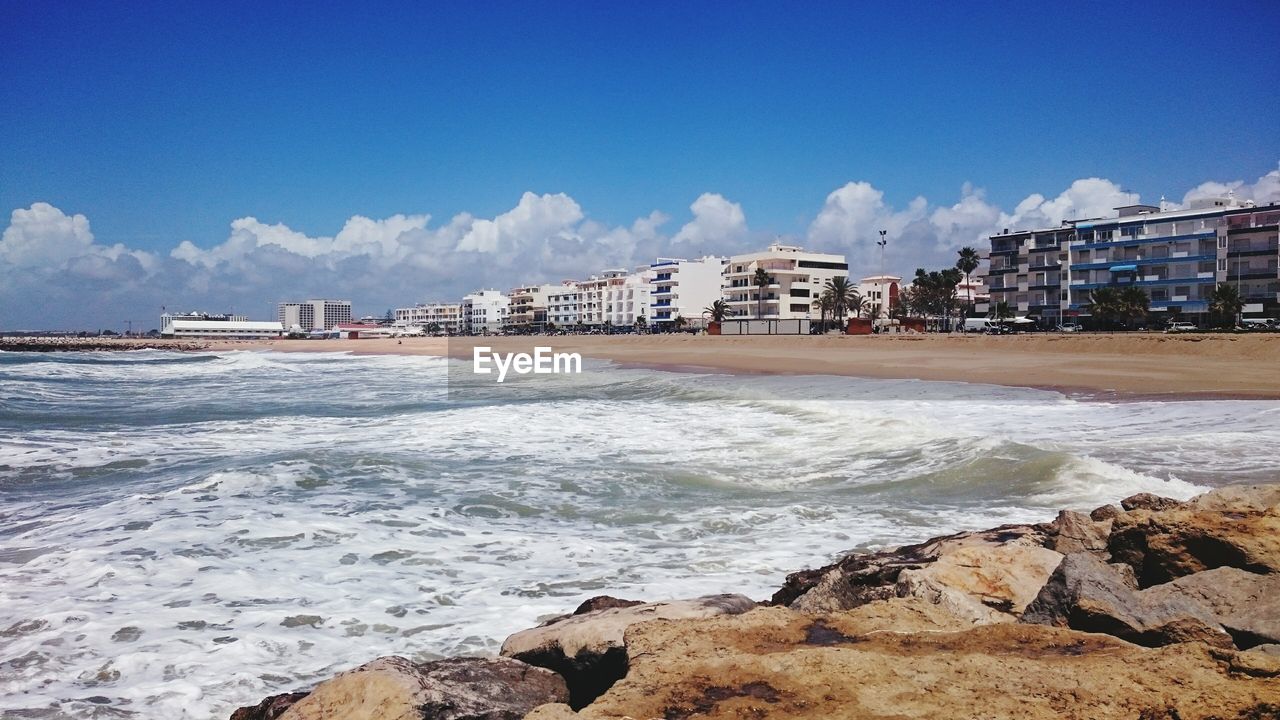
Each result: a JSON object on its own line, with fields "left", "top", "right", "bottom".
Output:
{"left": 853, "top": 275, "right": 901, "bottom": 319}
{"left": 461, "top": 290, "right": 508, "bottom": 335}
{"left": 649, "top": 256, "right": 726, "bottom": 328}
{"left": 546, "top": 282, "right": 582, "bottom": 328}
{"left": 722, "top": 244, "right": 849, "bottom": 320}
{"left": 278, "top": 299, "right": 352, "bottom": 331}
{"left": 394, "top": 302, "right": 463, "bottom": 334}
{"left": 506, "top": 284, "right": 556, "bottom": 332}
{"left": 986, "top": 195, "right": 1280, "bottom": 325}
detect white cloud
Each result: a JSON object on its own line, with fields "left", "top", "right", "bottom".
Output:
{"left": 670, "top": 193, "right": 747, "bottom": 248}
{"left": 1182, "top": 167, "right": 1280, "bottom": 207}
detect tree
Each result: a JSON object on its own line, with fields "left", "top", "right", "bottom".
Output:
{"left": 993, "top": 300, "right": 1013, "bottom": 327}
{"left": 848, "top": 290, "right": 872, "bottom": 319}
{"left": 1088, "top": 287, "right": 1122, "bottom": 330}
{"left": 673, "top": 315, "right": 688, "bottom": 331}
{"left": 1117, "top": 286, "right": 1150, "bottom": 329}
{"left": 635, "top": 314, "right": 647, "bottom": 333}
{"left": 425, "top": 322, "right": 442, "bottom": 335}
{"left": 811, "top": 289, "right": 834, "bottom": 332}
{"left": 753, "top": 267, "right": 772, "bottom": 319}
{"left": 704, "top": 299, "right": 729, "bottom": 323}
{"left": 910, "top": 268, "right": 962, "bottom": 330}
{"left": 956, "top": 247, "right": 981, "bottom": 315}
{"left": 824, "top": 276, "right": 856, "bottom": 327}
{"left": 1208, "top": 283, "right": 1243, "bottom": 328}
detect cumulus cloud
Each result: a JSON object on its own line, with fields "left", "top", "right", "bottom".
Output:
{"left": 4, "top": 166, "right": 1278, "bottom": 328}
{"left": 670, "top": 193, "right": 747, "bottom": 249}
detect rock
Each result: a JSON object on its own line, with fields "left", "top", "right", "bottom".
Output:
{"left": 500, "top": 594, "right": 755, "bottom": 709}
{"left": 1090, "top": 504, "right": 1124, "bottom": 522}
{"left": 1108, "top": 502, "right": 1280, "bottom": 586}
{"left": 230, "top": 692, "right": 308, "bottom": 720}
{"left": 1120, "top": 493, "right": 1184, "bottom": 512}
{"left": 772, "top": 523, "right": 1052, "bottom": 615}
{"left": 1248, "top": 644, "right": 1280, "bottom": 657}
{"left": 524, "top": 703, "right": 579, "bottom": 719}
{"left": 1047, "top": 510, "right": 1112, "bottom": 556}
{"left": 895, "top": 543, "right": 1064, "bottom": 623}
{"left": 573, "top": 606, "right": 1280, "bottom": 720}
{"left": 276, "top": 655, "right": 567, "bottom": 720}
{"left": 571, "top": 596, "right": 643, "bottom": 616}
{"left": 1021, "top": 553, "right": 1231, "bottom": 648}
{"left": 1143, "top": 567, "right": 1280, "bottom": 649}
{"left": 1189, "top": 483, "right": 1280, "bottom": 513}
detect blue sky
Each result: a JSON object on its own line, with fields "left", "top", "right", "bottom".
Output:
{"left": 2, "top": 1, "right": 1279, "bottom": 328}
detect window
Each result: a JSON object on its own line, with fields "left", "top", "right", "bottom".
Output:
{"left": 1219, "top": 236, "right": 1228, "bottom": 249}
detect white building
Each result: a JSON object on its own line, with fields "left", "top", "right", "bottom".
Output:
{"left": 575, "top": 271, "right": 624, "bottom": 327}
{"left": 461, "top": 290, "right": 509, "bottom": 335}
{"left": 722, "top": 244, "right": 849, "bottom": 320}
{"left": 604, "top": 268, "right": 653, "bottom": 327}
{"left": 854, "top": 275, "right": 901, "bottom": 319}
{"left": 160, "top": 311, "right": 247, "bottom": 335}
{"left": 163, "top": 320, "right": 283, "bottom": 339}
{"left": 278, "top": 299, "right": 352, "bottom": 332}
{"left": 649, "top": 256, "right": 726, "bottom": 328}
{"left": 394, "top": 303, "right": 463, "bottom": 334}
{"left": 546, "top": 282, "right": 582, "bottom": 328}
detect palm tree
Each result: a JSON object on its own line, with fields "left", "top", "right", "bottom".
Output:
{"left": 1208, "top": 283, "right": 1243, "bottom": 328}
{"left": 824, "top": 276, "right": 855, "bottom": 327}
{"left": 848, "top": 290, "right": 872, "bottom": 319}
{"left": 1089, "top": 287, "right": 1122, "bottom": 330}
{"left": 956, "top": 247, "right": 980, "bottom": 315}
{"left": 993, "top": 300, "right": 1013, "bottom": 327}
{"left": 753, "top": 267, "right": 771, "bottom": 319}
{"left": 635, "top": 314, "right": 647, "bottom": 333}
{"left": 704, "top": 299, "right": 730, "bottom": 323}
{"left": 811, "top": 288, "right": 836, "bottom": 332}
{"left": 673, "top": 315, "right": 688, "bottom": 331}
{"left": 1117, "top": 286, "right": 1149, "bottom": 329}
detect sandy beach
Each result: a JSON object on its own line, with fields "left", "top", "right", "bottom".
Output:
{"left": 188, "top": 333, "right": 1280, "bottom": 400}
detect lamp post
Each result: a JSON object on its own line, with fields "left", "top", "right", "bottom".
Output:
{"left": 877, "top": 230, "right": 888, "bottom": 319}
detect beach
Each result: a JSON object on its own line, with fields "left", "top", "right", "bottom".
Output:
{"left": 192, "top": 333, "right": 1280, "bottom": 399}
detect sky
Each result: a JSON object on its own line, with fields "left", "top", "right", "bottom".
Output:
{"left": 2, "top": 1, "right": 1279, "bottom": 329}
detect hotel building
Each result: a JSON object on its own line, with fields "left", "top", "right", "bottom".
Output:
{"left": 546, "top": 283, "right": 582, "bottom": 328}
{"left": 278, "top": 299, "right": 352, "bottom": 331}
{"left": 506, "top": 284, "right": 556, "bottom": 332}
{"left": 722, "top": 244, "right": 849, "bottom": 320}
{"left": 649, "top": 256, "right": 726, "bottom": 328}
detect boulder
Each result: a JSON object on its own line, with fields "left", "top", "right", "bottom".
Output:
{"left": 574, "top": 606, "right": 1280, "bottom": 720}
{"left": 524, "top": 704, "right": 579, "bottom": 719}
{"left": 773, "top": 523, "right": 1052, "bottom": 615}
{"left": 500, "top": 594, "right": 755, "bottom": 709}
{"left": 1021, "top": 553, "right": 1231, "bottom": 648}
{"left": 1120, "top": 493, "right": 1184, "bottom": 512}
{"left": 230, "top": 692, "right": 308, "bottom": 720}
{"left": 1108, "top": 503, "right": 1280, "bottom": 586}
{"left": 1188, "top": 483, "right": 1280, "bottom": 513}
{"left": 895, "top": 543, "right": 1064, "bottom": 623}
{"left": 1090, "top": 504, "right": 1124, "bottom": 522}
{"left": 276, "top": 656, "right": 567, "bottom": 720}
{"left": 1143, "top": 567, "right": 1280, "bottom": 649}
{"left": 1046, "top": 509, "right": 1112, "bottom": 556}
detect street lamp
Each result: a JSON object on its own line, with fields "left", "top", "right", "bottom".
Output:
{"left": 877, "top": 230, "right": 888, "bottom": 279}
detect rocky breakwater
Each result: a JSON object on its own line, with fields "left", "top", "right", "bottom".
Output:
{"left": 231, "top": 484, "right": 1280, "bottom": 719}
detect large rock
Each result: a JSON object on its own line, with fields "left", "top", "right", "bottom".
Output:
{"left": 773, "top": 522, "right": 1064, "bottom": 627}
{"left": 1188, "top": 483, "right": 1280, "bottom": 513}
{"left": 1108, "top": 501, "right": 1280, "bottom": 586}
{"left": 1046, "top": 509, "right": 1112, "bottom": 556}
{"left": 275, "top": 656, "right": 567, "bottom": 720}
{"left": 230, "top": 692, "right": 308, "bottom": 720}
{"left": 500, "top": 594, "right": 755, "bottom": 709}
{"left": 1120, "top": 493, "right": 1184, "bottom": 512}
{"left": 573, "top": 606, "right": 1280, "bottom": 720}
{"left": 1021, "top": 553, "right": 1231, "bottom": 648}
{"left": 1144, "top": 566, "right": 1280, "bottom": 649}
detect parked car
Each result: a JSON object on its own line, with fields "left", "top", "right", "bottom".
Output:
{"left": 1164, "top": 322, "right": 1198, "bottom": 333}
{"left": 1056, "top": 323, "right": 1082, "bottom": 333}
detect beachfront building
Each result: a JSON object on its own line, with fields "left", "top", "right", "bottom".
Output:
{"left": 649, "top": 256, "right": 726, "bottom": 329}
{"left": 461, "top": 290, "right": 509, "bottom": 335}
{"left": 506, "top": 284, "right": 555, "bottom": 332}
{"left": 604, "top": 268, "right": 654, "bottom": 327}
{"left": 162, "top": 319, "right": 283, "bottom": 339}
{"left": 986, "top": 194, "right": 1280, "bottom": 326}
{"left": 394, "top": 303, "right": 463, "bottom": 334}
{"left": 987, "top": 225, "right": 1070, "bottom": 326}
{"left": 722, "top": 244, "right": 849, "bottom": 320}
{"left": 546, "top": 282, "right": 582, "bottom": 328}
{"left": 853, "top": 275, "right": 901, "bottom": 319}
{"left": 160, "top": 311, "right": 247, "bottom": 335}
{"left": 278, "top": 299, "right": 352, "bottom": 332}
{"left": 575, "top": 271, "right": 623, "bottom": 327}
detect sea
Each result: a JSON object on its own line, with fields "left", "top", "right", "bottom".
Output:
{"left": 1, "top": 349, "right": 1277, "bottom": 718}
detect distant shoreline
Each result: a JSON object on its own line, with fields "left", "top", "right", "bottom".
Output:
{"left": 5, "top": 333, "right": 1279, "bottom": 400}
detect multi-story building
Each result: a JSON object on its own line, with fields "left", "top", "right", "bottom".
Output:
{"left": 853, "top": 275, "right": 901, "bottom": 319}
{"left": 546, "top": 282, "right": 582, "bottom": 328}
{"left": 603, "top": 268, "right": 653, "bottom": 327}
{"left": 986, "top": 195, "right": 1280, "bottom": 325}
{"left": 576, "top": 271, "right": 624, "bottom": 327}
{"left": 461, "top": 290, "right": 509, "bottom": 335}
{"left": 278, "top": 299, "right": 352, "bottom": 331}
{"left": 722, "top": 244, "right": 849, "bottom": 320}
{"left": 160, "top": 311, "right": 247, "bottom": 334}
{"left": 394, "top": 302, "right": 463, "bottom": 334}
{"left": 506, "top": 284, "right": 555, "bottom": 332}
{"left": 649, "top": 256, "right": 726, "bottom": 328}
